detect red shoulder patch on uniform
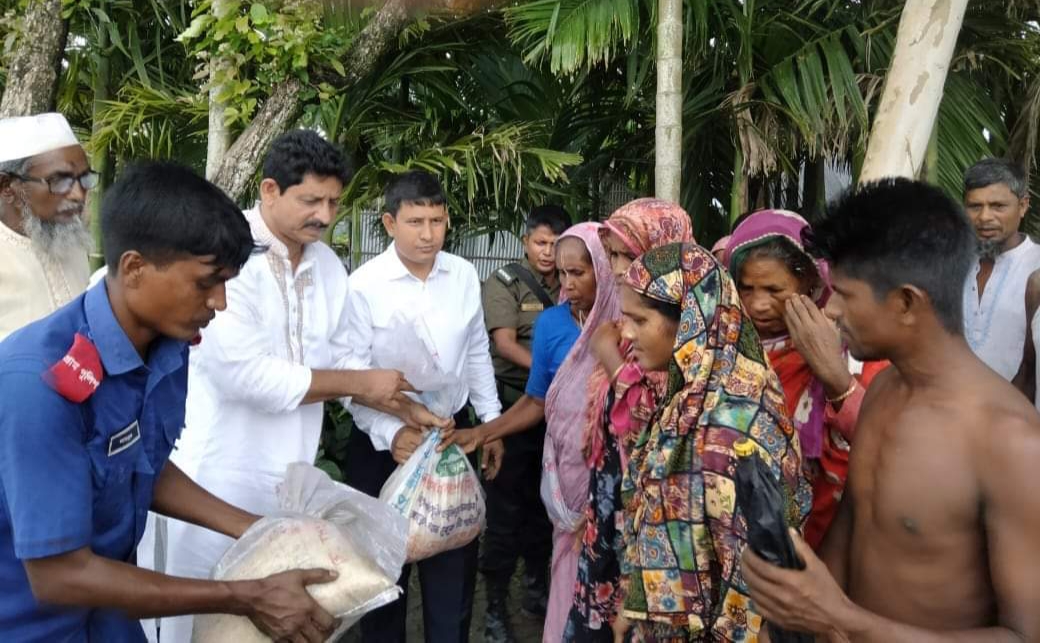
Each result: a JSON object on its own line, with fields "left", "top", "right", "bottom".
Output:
{"left": 43, "top": 333, "right": 104, "bottom": 403}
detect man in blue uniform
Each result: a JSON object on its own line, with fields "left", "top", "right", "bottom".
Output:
{"left": 0, "top": 162, "right": 339, "bottom": 642}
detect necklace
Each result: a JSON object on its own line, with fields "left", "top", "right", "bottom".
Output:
{"left": 573, "top": 308, "right": 586, "bottom": 328}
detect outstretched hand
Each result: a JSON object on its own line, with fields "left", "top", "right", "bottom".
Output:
{"left": 438, "top": 427, "right": 485, "bottom": 454}
{"left": 357, "top": 369, "right": 415, "bottom": 406}
{"left": 401, "top": 398, "right": 455, "bottom": 441}
{"left": 741, "top": 529, "right": 854, "bottom": 638}
{"left": 481, "top": 440, "right": 505, "bottom": 479}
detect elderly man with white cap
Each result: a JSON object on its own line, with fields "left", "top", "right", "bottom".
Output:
{"left": 0, "top": 112, "right": 95, "bottom": 340}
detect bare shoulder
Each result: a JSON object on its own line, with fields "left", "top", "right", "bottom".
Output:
{"left": 1026, "top": 269, "right": 1040, "bottom": 313}
{"left": 973, "top": 375, "right": 1040, "bottom": 485}
{"left": 855, "top": 364, "right": 901, "bottom": 419}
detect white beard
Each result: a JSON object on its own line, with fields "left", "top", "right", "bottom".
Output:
{"left": 21, "top": 202, "right": 92, "bottom": 259}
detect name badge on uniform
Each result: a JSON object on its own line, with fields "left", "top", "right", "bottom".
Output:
{"left": 521, "top": 303, "right": 544, "bottom": 312}
{"left": 108, "top": 421, "right": 141, "bottom": 456}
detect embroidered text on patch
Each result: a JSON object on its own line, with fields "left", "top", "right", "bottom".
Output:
{"left": 44, "top": 333, "right": 104, "bottom": 403}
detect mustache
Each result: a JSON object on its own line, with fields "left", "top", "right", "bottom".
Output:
{"left": 303, "top": 220, "right": 328, "bottom": 230}
{"left": 58, "top": 203, "right": 84, "bottom": 217}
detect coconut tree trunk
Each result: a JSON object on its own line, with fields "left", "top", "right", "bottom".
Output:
{"left": 654, "top": 0, "right": 682, "bottom": 203}
{"left": 859, "top": 0, "right": 969, "bottom": 183}
{"left": 0, "top": 0, "right": 67, "bottom": 117}
{"left": 213, "top": 0, "right": 409, "bottom": 202}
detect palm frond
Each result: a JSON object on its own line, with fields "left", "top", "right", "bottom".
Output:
{"left": 504, "top": 0, "right": 641, "bottom": 74}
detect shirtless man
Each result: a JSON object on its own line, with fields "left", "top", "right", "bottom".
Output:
{"left": 1012, "top": 269, "right": 1040, "bottom": 407}
{"left": 741, "top": 177, "right": 1040, "bottom": 641}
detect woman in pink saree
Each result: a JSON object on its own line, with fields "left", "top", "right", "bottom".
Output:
{"left": 541, "top": 221, "right": 622, "bottom": 642}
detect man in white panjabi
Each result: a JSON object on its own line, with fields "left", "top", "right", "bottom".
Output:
{"left": 159, "top": 131, "right": 449, "bottom": 642}
{"left": 961, "top": 158, "right": 1040, "bottom": 380}
{"left": 0, "top": 112, "right": 95, "bottom": 340}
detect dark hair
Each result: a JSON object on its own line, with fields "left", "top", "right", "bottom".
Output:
{"left": 964, "top": 158, "right": 1027, "bottom": 199}
{"left": 384, "top": 170, "right": 446, "bottom": 217}
{"left": 806, "top": 178, "right": 975, "bottom": 335}
{"left": 730, "top": 237, "right": 820, "bottom": 292}
{"left": 525, "top": 205, "right": 570, "bottom": 235}
{"left": 640, "top": 293, "right": 682, "bottom": 323}
{"left": 102, "top": 162, "right": 260, "bottom": 272}
{"left": 262, "top": 129, "right": 352, "bottom": 192}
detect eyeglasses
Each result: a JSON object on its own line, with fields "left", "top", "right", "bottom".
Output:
{"left": 8, "top": 170, "right": 99, "bottom": 195}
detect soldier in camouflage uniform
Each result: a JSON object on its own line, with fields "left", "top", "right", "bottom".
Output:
{"left": 480, "top": 205, "right": 571, "bottom": 642}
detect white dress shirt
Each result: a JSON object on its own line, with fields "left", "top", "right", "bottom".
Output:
{"left": 346, "top": 243, "right": 501, "bottom": 450}
{"left": 161, "top": 206, "right": 357, "bottom": 643}
{"left": 963, "top": 236, "right": 1040, "bottom": 380}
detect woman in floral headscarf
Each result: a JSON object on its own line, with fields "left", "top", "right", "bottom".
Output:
{"left": 618, "top": 242, "right": 809, "bottom": 641}
{"left": 728, "top": 210, "right": 888, "bottom": 548}
{"left": 565, "top": 199, "right": 693, "bottom": 640}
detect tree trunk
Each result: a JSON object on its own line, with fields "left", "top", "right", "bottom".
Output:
{"left": 859, "top": 0, "right": 969, "bottom": 183}
{"left": 205, "top": 0, "right": 235, "bottom": 180}
{"left": 0, "top": 0, "right": 68, "bottom": 117}
{"left": 213, "top": 0, "right": 409, "bottom": 202}
{"left": 88, "top": 5, "right": 112, "bottom": 271}
{"left": 730, "top": 146, "right": 747, "bottom": 225}
{"left": 205, "top": 72, "right": 231, "bottom": 181}
{"left": 654, "top": 0, "right": 682, "bottom": 203}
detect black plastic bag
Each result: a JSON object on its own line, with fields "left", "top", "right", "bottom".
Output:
{"left": 734, "top": 439, "right": 813, "bottom": 643}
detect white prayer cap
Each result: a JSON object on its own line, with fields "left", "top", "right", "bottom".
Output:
{"left": 0, "top": 112, "right": 81, "bottom": 163}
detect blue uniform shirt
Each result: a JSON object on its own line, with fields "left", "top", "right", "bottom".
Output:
{"left": 0, "top": 280, "right": 188, "bottom": 641}
{"left": 525, "top": 303, "right": 581, "bottom": 399}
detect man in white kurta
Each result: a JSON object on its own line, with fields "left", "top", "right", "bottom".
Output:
{"left": 0, "top": 113, "right": 93, "bottom": 340}
{"left": 160, "top": 131, "right": 434, "bottom": 642}
{"left": 961, "top": 158, "right": 1040, "bottom": 380}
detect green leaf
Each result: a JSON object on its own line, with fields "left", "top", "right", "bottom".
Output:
{"left": 249, "top": 3, "right": 269, "bottom": 24}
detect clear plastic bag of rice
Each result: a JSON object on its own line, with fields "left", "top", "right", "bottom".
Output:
{"left": 191, "top": 463, "right": 408, "bottom": 642}
{"left": 379, "top": 429, "right": 486, "bottom": 563}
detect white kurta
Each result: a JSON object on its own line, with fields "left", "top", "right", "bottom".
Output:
{"left": 963, "top": 236, "right": 1040, "bottom": 380}
{"left": 160, "top": 207, "right": 355, "bottom": 643}
{"left": 346, "top": 244, "right": 501, "bottom": 449}
{"left": 0, "top": 220, "right": 88, "bottom": 340}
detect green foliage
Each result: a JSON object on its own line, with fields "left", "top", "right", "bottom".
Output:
{"left": 179, "top": 0, "right": 354, "bottom": 124}
{"left": 315, "top": 401, "right": 353, "bottom": 482}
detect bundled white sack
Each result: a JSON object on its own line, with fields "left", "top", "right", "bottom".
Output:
{"left": 373, "top": 310, "right": 486, "bottom": 562}
{"left": 192, "top": 463, "right": 408, "bottom": 642}
{"left": 379, "top": 429, "right": 486, "bottom": 563}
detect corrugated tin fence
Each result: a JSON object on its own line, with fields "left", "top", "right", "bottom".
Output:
{"left": 342, "top": 211, "right": 524, "bottom": 281}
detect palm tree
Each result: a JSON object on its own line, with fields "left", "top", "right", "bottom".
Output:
{"left": 505, "top": 0, "right": 1040, "bottom": 239}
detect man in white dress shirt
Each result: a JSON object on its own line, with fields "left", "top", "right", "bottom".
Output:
{"left": 0, "top": 112, "right": 95, "bottom": 340}
{"left": 344, "top": 170, "right": 504, "bottom": 642}
{"left": 161, "top": 132, "right": 446, "bottom": 642}
{"left": 962, "top": 158, "right": 1040, "bottom": 380}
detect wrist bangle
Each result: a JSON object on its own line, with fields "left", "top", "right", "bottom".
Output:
{"left": 827, "top": 379, "right": 857, "bottom": 404}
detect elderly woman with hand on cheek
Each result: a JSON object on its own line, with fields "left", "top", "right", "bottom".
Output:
{"left": 728, "top": 210, "right": 888, "bottom": 548}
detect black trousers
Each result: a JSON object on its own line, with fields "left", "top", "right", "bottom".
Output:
{"left": 478, "top": 397, "right": 552, "bottom": 585}
{"left": 344, "top": 407, "right": 480, "bottom": 643}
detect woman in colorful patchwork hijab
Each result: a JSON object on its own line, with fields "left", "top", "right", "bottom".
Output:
{"left": 566, "top": 198, "right": 693, "bottom": 640}
{"left": 728, "top": 209, "right": 888, "bottom": 548}
{"left": 617, "top": 242, "right": 809, "bottom": 641}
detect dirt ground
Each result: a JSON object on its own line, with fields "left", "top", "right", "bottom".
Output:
{"left": 340, "top": 561, "right": 544, "bottom": 642}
